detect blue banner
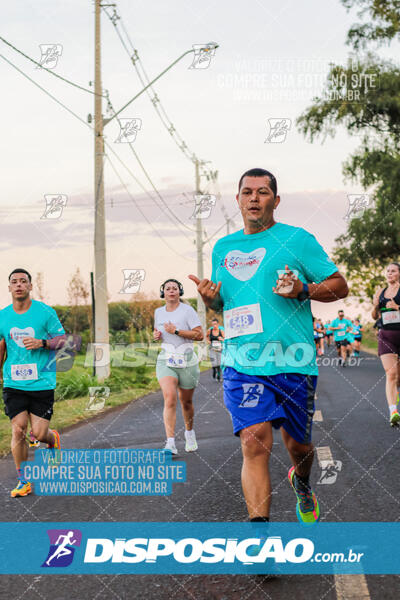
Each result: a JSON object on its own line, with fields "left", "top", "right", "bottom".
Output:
{"left": 0, "top": 522, "right": 398, "bottom": 574}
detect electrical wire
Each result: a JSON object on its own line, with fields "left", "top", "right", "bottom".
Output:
{"left": 0, "top": 35, "right": 103, "bottom": 97}
{"left": 1, "top": 52, "right": 195, "bottom": 257}
{"left": 102, "top": 5, "right": 239, "bottom": 245}
{"left": 103, "top": 5, "right": 217, "bottom": 182}
{"left": 104, "top": 93, "right": 195, "bottom": 237}
{"left": 0, "top": 53, "right": 91, "bottom": 127}
{"left": 105, "top": 154, "right": 194, "bottom": 261}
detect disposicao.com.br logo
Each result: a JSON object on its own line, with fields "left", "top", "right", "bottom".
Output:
{"left": 83, "top": 535, "right": 361, "bottom": 566}
{"left": 3, "top": 522, "right": 392, "bottom": 575}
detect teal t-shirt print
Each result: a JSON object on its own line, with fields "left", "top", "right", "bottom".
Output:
{"left": 211, "top": 223, "right": 338, "bottom": 377}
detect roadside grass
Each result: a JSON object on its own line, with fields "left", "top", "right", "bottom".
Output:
{"left": 360, "top": 323, "right": 378, "bottom": 355}
{"left": 0, "top": 349, "right": 213, "bottom": 456}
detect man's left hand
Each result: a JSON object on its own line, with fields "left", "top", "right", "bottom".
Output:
{"left": 164, "top": 321, "right": 177, "bottom": 334}
{"left": 273, "top": 265, "right": 303, "bottom": 298}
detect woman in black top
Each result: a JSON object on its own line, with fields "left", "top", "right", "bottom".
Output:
{"left": 372, "top": 262, "right": 400, "bottom": 426}
{"left": 207, "top": 318, "right": 225, "bottom": 381}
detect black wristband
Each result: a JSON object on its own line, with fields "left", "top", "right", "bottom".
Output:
{"left": 297, "top": 283, "right": 309, "bottom": 302}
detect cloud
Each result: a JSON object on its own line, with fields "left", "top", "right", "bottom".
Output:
{"left": 0, "top": 188, "right": 349, "bottom": 254}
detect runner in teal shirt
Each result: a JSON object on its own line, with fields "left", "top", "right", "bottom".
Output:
{"left": 0, "top": 269, "right": 65, "bottom": 499}
{"left": 331, "top": 310, "right": 352, "bottom": 366}
{"left": 190, "top": 168, "right": 348, "bottom": 528}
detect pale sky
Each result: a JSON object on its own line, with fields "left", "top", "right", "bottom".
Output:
{"left": 1, "top": 0, "right": 396, "bottom": 320}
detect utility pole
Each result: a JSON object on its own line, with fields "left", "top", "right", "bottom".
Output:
{"left": 195, "top": 159, "right": 206, "bottom": 333}
{"left": 92, "top": 10, "right": 217, "bottom": 377}
{"left": 94, "top": 0, "right": 110, "bottom": 380}
{"left": 221, "top": 204, "right": 234, "bottom": 236}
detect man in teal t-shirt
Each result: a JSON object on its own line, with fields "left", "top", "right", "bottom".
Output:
{"left": 189, "top": 168, "right": 348, "bottom": 528}
{"left": 0, "top": 269, "right": 65, "bottom": 498}
{"left": 331, "top": 310, "right": 352, "bottom": 367}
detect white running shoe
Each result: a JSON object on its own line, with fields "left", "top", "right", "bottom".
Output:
{"left": 163, "top": 440, "right": 178, "bottom": 455}
{"left": 185, "top": 431, "right": 198, "bottom": 452}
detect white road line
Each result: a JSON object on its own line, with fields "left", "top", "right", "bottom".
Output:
{"left": 334, "top": 574, "right": 371, "bottom": 599}
{"left": 313, "top": 410, "right": 323, "bottom": 422}
{"left": 315, "top": 445, "right": 372, "bottom": 599}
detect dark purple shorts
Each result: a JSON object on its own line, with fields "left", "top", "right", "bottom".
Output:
{"left": 378, "top": 329, "right": 400, "bottom": 356}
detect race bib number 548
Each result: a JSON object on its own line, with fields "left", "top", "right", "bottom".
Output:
{"left": 11, "top": 363, "right": 38, "bottom": 381}
{"left": 223, "top": 304, "right": 263, "bottom": 339}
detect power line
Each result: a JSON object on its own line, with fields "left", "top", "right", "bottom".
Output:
{"left": 0, "top": 35, "right": 103, "bottom": 97}
{"left": 105, "top": 139, "right": 193, "bottom": 242}
{"left": 105, "top": 154, "right": 194, "bottom": 261}
{"left": 103, "top": 5, "right": 218, "bottom": 183}
{"left": 0, "top": 52, "right": 195, "bottom": 260}
{"left": 1, "top": 50, "right": 235, "bottom": 249}
{"left": 0, "top": 53, "right": 91, "bottom": 128}
{"left": 104, "top": 93, "right": 195, "bottom": 238}
{"left": 102, "top": 6, "right": 235, "bottom": 250}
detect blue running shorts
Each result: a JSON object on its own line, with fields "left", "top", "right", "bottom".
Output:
{"left": 223, "top": 367, "right": 317, "bottom": 444}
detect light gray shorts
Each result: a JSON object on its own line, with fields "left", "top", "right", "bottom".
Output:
{"left": 156, "top": 360, "right": 200, "bottom": 389}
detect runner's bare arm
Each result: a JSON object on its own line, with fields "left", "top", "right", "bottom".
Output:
{"left": 23, "top": 334, "right": 81, "bottom": 351}
{"left": 0, "top": 339, "right": 5, "bottom": 380}
{"left": 174, "top": 325, "right": 204, "bottom": 341}
{"left": 274, "top": 268, "right": 348, "bottom": 302}
{"left": 371, "top": 288, "right": 383, "bottom": 319}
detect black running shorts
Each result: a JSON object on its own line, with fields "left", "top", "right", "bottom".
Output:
{"left": 3, "top": 387, "right": 55, "bottom": 421}
{"left": 335, "top": 340, "right": 348, "bottom": 348}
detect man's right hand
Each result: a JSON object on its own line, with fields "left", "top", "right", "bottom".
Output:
{"left": 153, "top": 328, "right": 162, "bottom": 341}
{"left": 188, "top": 275, "right": 222, "bottom": 308}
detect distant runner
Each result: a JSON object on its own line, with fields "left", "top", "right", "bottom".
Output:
{"left": 352, "top": 319, "right": 363, "bottom": 357}
{"left": 345, "top": 319, "right": 355, "bottom": 361}
{"left": 324, "top": 320, "right": 333, "bottom": 347}
{"left": 207, "top": 318, "right": 225, "bottom": 382}
{"left": 330, "top": 310, "right": 352, "bottom": 367}
{"left": 372, "top": 262, "right": 400, "bottom": 426}
{"left": 190, "top": 167, "right": 348, "bottom": 527}
{"left": 315, "top": 318, "right": 325, "bottom": 356}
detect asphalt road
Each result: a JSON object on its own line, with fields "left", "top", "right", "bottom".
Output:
{"left": 1, "top": 346, "right": 399, "bottom": 599}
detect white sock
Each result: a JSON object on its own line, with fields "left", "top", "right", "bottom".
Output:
{"left": 167, "top": 437, "right": 175, "bottom": 445}
{"left": 389, "top": 405, "right": 398, "bottom": 415}
{"left": 185, "top": 429, "right": 195, "bottom": 439}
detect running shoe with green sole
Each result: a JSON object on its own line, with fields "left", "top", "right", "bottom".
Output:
{"left": 390, "top": 410, "right": 400, "bottom": 427}
{"left": 288, "top": 466, "right": 320, "bottom": 526}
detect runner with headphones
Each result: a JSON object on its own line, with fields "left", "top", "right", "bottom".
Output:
{"left": 153, "top": 279, "right": 204, "bottom": 454}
